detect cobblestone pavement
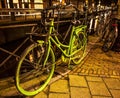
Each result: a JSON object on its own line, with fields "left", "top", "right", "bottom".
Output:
{"left": 33, "top": 36, "right": 120, "bottom": 98}
{"left": 71, "top": 43, "right": 120, "bottom": 78}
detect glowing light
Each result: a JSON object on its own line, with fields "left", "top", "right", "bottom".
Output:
{"left": 60, "top": 0, "right": 62, "bottom": 3}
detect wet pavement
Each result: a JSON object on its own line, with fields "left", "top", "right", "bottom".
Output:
{"left": 0, "top": 35, "right": 120, "bottom": 98}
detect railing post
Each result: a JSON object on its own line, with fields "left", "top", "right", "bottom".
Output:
{"left": 9, "top": 0, "right": 15, "bottom": 21}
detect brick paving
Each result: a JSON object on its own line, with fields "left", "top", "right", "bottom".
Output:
{"left": 71, "top": 44, "right": 120, "bottom": 78}
{"left": 33, "top": 75, "right": 120, "bottom": 98}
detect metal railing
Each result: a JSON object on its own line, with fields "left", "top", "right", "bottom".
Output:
{"left": 0, "top": 8, "right": 42, "bottom": 22}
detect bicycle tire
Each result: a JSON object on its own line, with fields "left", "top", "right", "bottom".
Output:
{"left": 72, "top": 31, "right": 87, "bottom": 64}
{"left": 16, "top": 43, "right": 55, "bottom": 96}
{"left": 96, "top": 20, "right": 104, "bottom": 37}
{"left": 102, "top": 30, "right": 117, "bottom": 52}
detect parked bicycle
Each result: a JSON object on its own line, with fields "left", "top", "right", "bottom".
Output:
{"left": 102, "top": 18, "right": 118, "bottom": 52}
{"left": 96, "top": 7, "right": 112, "bottom": 40}
{"left": 15, "top": 4, "right": 88, "bottom": 96}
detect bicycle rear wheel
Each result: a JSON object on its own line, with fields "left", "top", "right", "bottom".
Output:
{"left": 72, "top": 31, "right": 87, "bottom": 64}
{"left": 16, "top": 43, "right": 55, "bottom": 96}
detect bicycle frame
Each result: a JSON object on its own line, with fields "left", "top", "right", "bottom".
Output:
{"left": 38, "top": 18, "right": 87, "bottom": 67}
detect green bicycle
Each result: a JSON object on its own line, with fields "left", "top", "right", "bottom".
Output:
{"left": 15, "top": 5, "right": 87, "bottom": 96}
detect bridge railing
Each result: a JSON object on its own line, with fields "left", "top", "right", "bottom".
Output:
{"left": 0, "top": 8, "right": 42, "bottom": 22}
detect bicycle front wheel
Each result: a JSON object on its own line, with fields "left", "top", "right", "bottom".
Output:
{"left": 16, "top": 43, "right": 55, "bottom": 96}
{"left": 72, "top": 31, "right": 87, "bottom": 64}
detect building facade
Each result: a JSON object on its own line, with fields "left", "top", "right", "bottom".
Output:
{"left": 0, "top": 0, "right": 43, "bottom": 9}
